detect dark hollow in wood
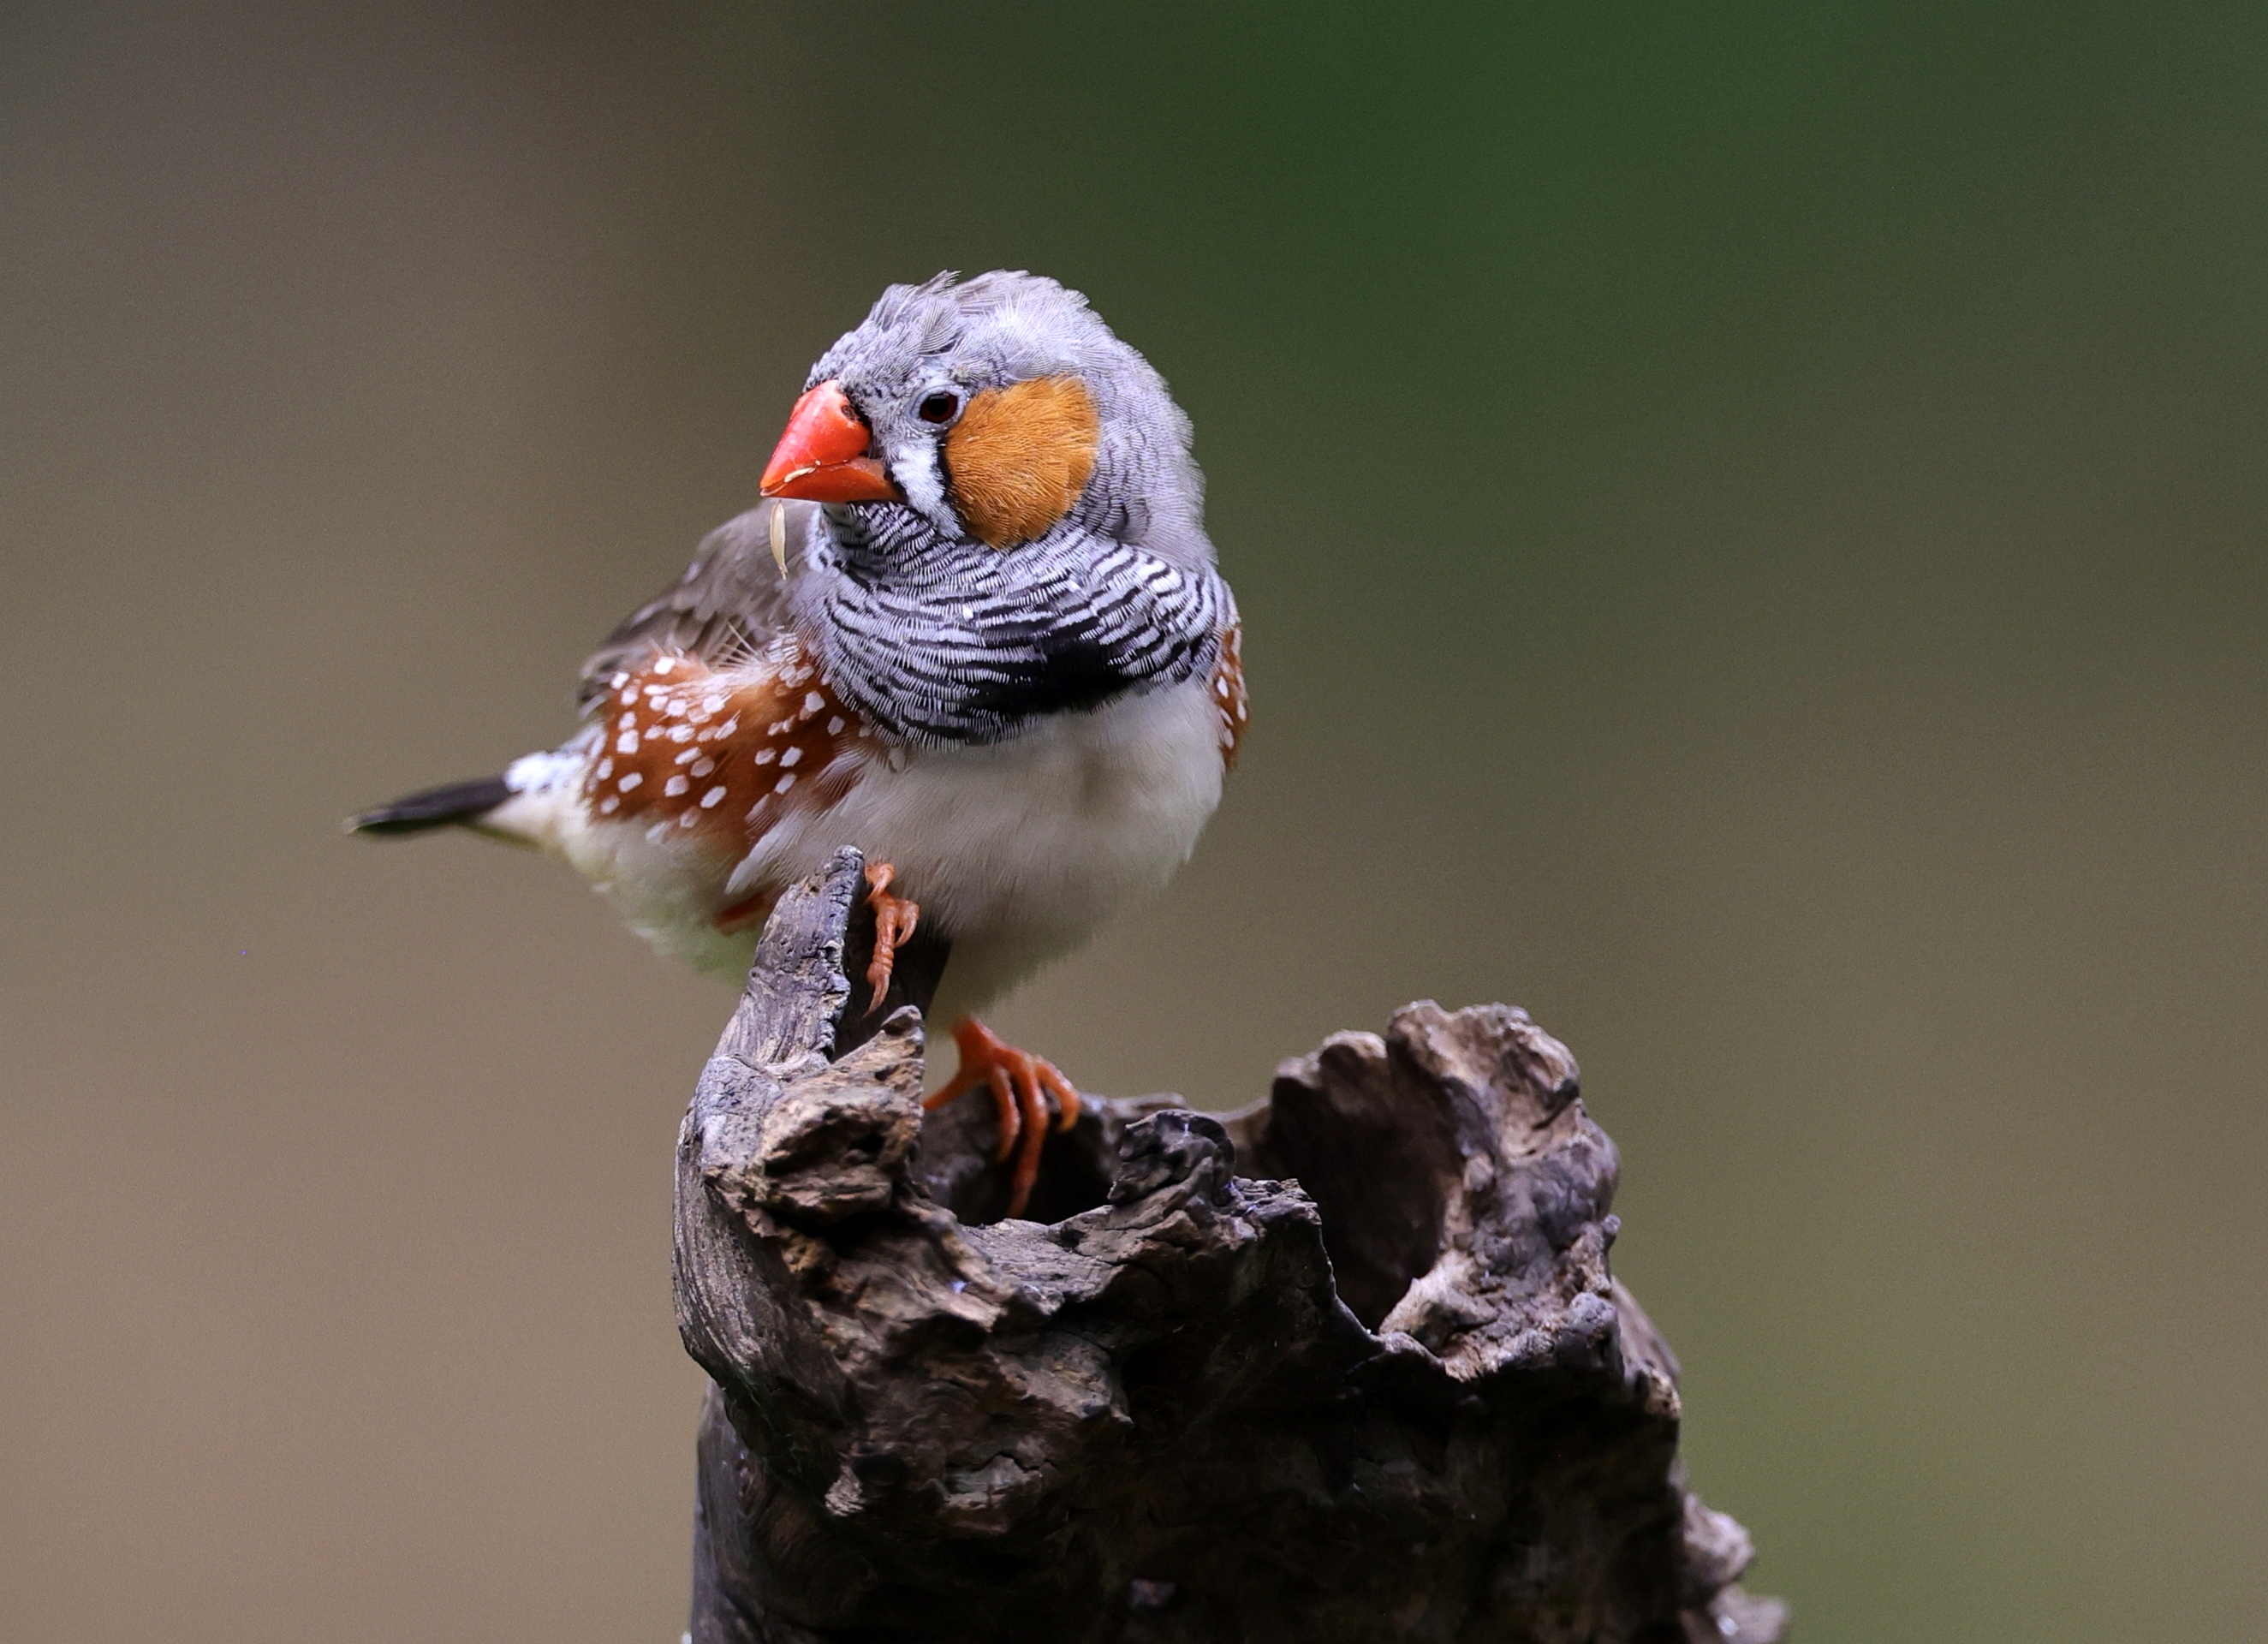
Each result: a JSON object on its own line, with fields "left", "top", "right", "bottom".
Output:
{"left": 676, "top": 849, "right": 1787, "bottom": 1643}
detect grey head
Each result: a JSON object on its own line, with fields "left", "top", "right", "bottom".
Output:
{"left": 776, "top": 271, "right": 1211, "bottom": 571}
{"left": 754, "top": 271, "right": 1234, "bottom": 748}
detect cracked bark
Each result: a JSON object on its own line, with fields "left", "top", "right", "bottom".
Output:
{"left": 675, "top": 849, "right": 1788, "bottom": 1644}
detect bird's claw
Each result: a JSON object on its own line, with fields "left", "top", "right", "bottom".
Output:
{"left": 923, "top": 1016, "right": 1082, "bottom": 1216}
{"left": 862, "top": 861, "right": 920, "bottom": 1014}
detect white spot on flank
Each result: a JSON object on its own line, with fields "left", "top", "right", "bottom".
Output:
{"left": 596, "top": 757, "right": 613, "bottom": 779}
{"left": 826, "top": 716, "right": 845, "bottom": 734}
{"left": 617, "top": 712, "right": 635, "bottom": 729}
{"left": 801, "top": 691, "right": 824, "bottom": 716}
{"left": 674, "top": 747, "right": 698, "bottom": 765}
{"left": 610, "top": 671, "right": 629, "bottom": 688}
{"left": 619, "top": 688, "right": 637, "bottom": 706}
{"left": 668, "top": 724, "right": 693, "bottom": 743}
{"left": 617, "top": 771, "right": 642, "bottom": 791}
{"left": 773, "top": 772, "right": 796, "bottom": 794}
{"left": 700, "top": 785, "right": 726, "bottom": 807}
{"left": 678, "top": 810, "right": 698, "bottom": 828}
{"left": 598, "top": 795, "right": 620, "bottom": 814}
{"left": 716, "top": 718, "right": 739, "bottom": 737}
{"left": 664, "top": 775, "right": 689, "bottom": 796}
{"left": 753, "top": 748, "right": 777, "bottom": 765}
{"left": 653, "top": 657, "right": 676, "bottom": 675}
{"left": 703, "top": 694, "right": 725, "bottom": 715}
{"left": 691, "top": 757, "right": 715, "bottom": 777}
{"left": 616, "top": 731, "right": 640, "bottom": 754}
{"left": 778, "top": 746, "right": 802, "bottom": 768}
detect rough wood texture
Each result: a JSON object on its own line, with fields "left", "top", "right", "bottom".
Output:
{"left": 676, "top": 849, "right": 1787, "bottom": 1644}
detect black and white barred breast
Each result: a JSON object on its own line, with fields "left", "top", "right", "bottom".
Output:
{"left": 796, "top": 504, "right": 1234, "bottom": 748}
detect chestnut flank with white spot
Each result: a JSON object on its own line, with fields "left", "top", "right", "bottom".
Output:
{"left": 575, "top": 639, "right": 870, "bottom": 850}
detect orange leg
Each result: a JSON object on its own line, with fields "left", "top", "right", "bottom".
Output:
{"left": 861, "top": 861, "right": 920, "bottom": 1010}
{"left": 922, "top": 1017, "right": 1082, "bottom": 1217}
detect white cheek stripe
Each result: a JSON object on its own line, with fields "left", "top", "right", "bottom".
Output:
{"left": 890, "top": 439, "right": 951, "bottom": 530}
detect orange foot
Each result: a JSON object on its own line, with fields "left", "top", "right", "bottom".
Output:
{"left": 923, "top": 1017, "right": 1082, "bottom": 1217}
{"left": 861, "top": 861, "right": 919, "bottom": 1009}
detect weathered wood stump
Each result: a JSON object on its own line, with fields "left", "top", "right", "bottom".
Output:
{"left": 675, "top": 849, "right": 1786, "bottom": 1643}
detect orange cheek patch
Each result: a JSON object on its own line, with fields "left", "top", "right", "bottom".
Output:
{"left": 581, "top": 643, "right": 872, "bottom": 849}
{"left": 944, "top": 374, "right": 1101, "bottom": 548}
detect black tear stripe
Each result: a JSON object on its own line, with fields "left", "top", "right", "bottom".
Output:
{"left": 806, "top": 509, "right": 1230, "bottom": 747}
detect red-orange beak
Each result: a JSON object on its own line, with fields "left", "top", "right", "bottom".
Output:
{"left": 759, "top": 381, "right": 900, "bottom": 503}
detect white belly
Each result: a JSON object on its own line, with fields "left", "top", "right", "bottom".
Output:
{"left": 518, "top": 679, "right": 1226, "bottom": 1016}
{"left": 735, "top": 677, "right": 1225, "bottom": 1017}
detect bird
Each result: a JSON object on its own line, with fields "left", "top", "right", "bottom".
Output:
{"left": 351, "top": 271, "right": 1247, "bottom": 1216}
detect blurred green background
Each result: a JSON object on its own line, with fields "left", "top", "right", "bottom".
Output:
{"left": 3, "top": 3, "right": 2264, "bottom": 1639}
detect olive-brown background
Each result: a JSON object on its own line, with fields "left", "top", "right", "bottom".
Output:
{"left": 4, "top": 5, "right": 2263, "bottom": 1640}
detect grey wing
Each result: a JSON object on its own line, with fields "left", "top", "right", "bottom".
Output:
{"left": 576, "top": 502, "right": 818, "bottom": 712}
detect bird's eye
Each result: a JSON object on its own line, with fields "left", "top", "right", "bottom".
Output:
{"left": 917, "top": 390, "right": 961, "bottom": 425}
